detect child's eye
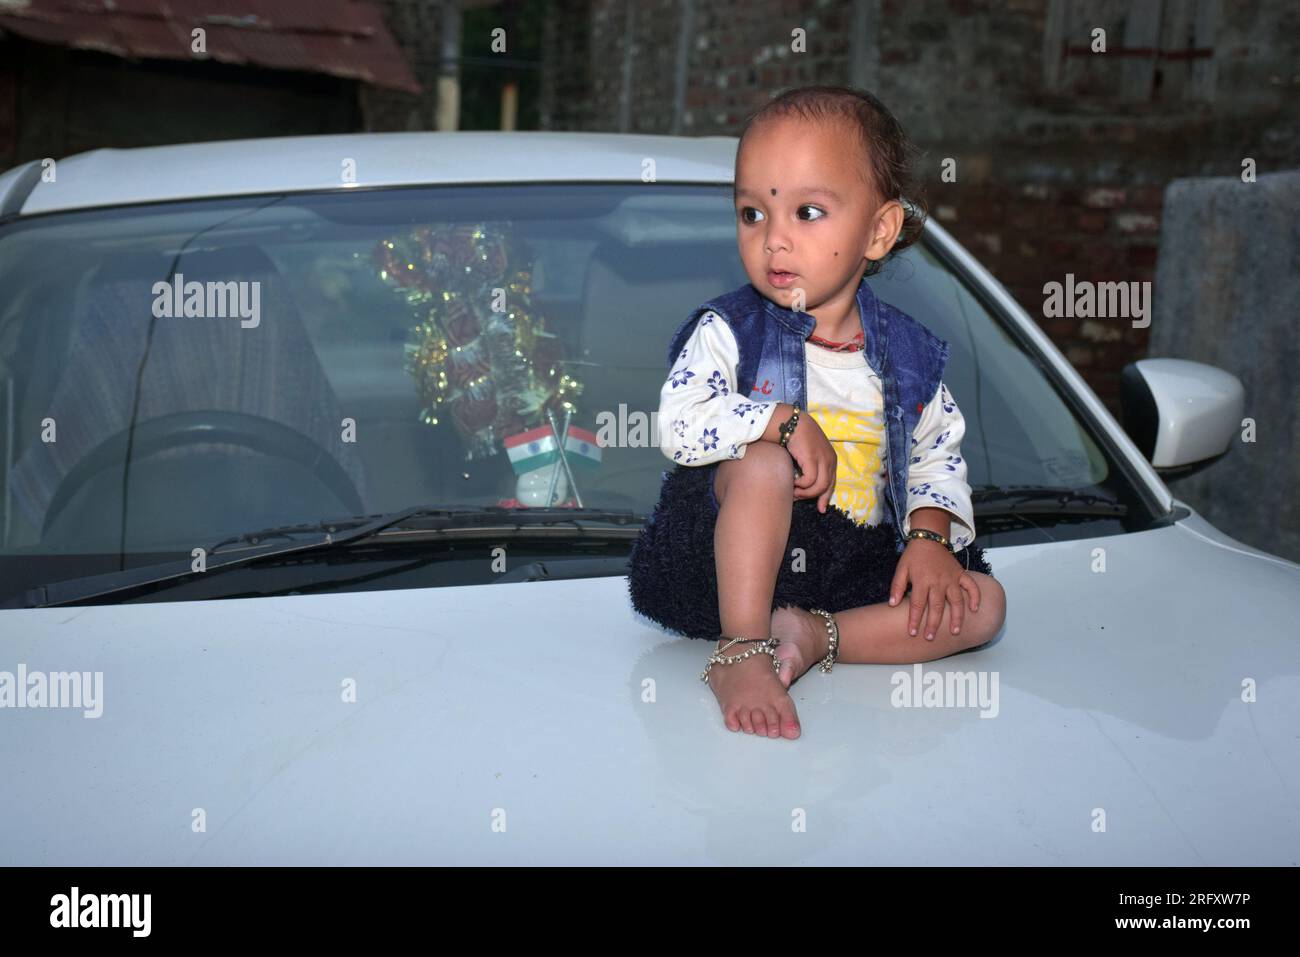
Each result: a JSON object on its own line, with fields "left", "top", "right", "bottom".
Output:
{"left": 737, "top": 205, "right": 824, "bottom": 224}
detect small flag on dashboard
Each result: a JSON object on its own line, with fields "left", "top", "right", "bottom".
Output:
{"left": 562, "top": 425, "right": 602, "bottom": 469}
{"left": 504, "top": 425, "right": 558, "bottom": 474}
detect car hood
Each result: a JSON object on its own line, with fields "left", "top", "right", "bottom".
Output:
{"left": 2, "top": 514, "right": 1298, "bottom": 866}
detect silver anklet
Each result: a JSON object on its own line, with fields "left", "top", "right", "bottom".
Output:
{"left": 700, "top": 636, "right": 781, "bottom": 684}
{"left": 808, "top": 608, "right": 840, "bottom": 673}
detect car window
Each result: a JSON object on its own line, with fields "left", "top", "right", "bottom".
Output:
{"left": 870, "top": 243, "right": 1109, "bottom": 491}
{"left": 0, "top": 184, "right": 1143, "bottom": 603}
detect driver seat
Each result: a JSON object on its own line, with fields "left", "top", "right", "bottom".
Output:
{"left": 9, "top": 245, "right": 370, "bottom": 551}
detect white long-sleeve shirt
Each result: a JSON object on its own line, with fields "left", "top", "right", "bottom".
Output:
{"left": 658, "top": 310, "right": 977, "bottom": 551}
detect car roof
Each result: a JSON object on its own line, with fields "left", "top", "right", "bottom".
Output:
{"left": 0, "top": 131, "right": 741, "bottom": 218}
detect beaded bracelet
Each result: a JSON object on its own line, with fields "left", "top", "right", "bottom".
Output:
{"left": 777, "top": 407, "right": 801, "bottom": 448}
{"left": 906, "top": 528, "right": 952, "bottom": 550}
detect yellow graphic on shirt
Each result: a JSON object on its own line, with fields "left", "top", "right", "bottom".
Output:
{"left": 804, "top": 401, "right": 886, "bottom": 525}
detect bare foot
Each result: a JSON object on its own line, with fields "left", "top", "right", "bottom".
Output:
{"left": 769, "top": 606, "right": 832, "bottom": 689}
{"left": 704, "top": 641, "right": 802, "bottom": 739}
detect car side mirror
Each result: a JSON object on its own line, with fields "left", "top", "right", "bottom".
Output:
{"left": 1120, "top": 358, "right": 1245, "bottom": 480}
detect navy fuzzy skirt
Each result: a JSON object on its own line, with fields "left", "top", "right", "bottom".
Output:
{"left": 627, "top": 462, "right": 995, "bottom": 640}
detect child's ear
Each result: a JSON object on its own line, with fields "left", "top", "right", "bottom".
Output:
{"left": 864, "top": 200, "right": 905, "bottom": 260}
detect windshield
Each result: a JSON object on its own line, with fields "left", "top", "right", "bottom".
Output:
{"left": 0, "top": 183, "right": 1150, "bottom": 604}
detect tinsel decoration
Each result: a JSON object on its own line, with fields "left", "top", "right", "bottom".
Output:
{"left": 374, "top": 223, "right": 583, "bottom": 460}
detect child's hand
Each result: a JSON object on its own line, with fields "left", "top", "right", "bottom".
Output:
{"left": 786, "top": 414, "right": 837, "bottom": 513}
{"left": 888, "top": 539, "right": 981, "bottom": 641}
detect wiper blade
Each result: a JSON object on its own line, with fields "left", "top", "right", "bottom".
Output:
{"left": 7, "top": 505, "right": 433, "bottom": 609}
{"left": 7, "top": 506, "right": 645, "bottom": 609}
{"left": 339, "top": 505, "right": 644, "bottom": 534}
{"left": 208, "top": 505, "right": 644, "bottom": 551}
{"left": 972, "top": 485, "right": 1127, "bottom": 518}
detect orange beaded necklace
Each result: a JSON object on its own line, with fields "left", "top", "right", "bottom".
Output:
{"left": 806, "top": 329, "right": 864, "bottom": 352}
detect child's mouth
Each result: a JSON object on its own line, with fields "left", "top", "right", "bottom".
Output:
{"left": 767, "top": 270, "right": 798, "bottom": 287}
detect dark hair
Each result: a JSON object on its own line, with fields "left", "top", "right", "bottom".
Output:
{"left": 736, "top": 85, "right": 928, "bottom": 277}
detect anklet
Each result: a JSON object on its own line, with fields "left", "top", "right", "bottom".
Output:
{"left": 808, "top": 608, "right": 840, "bottom": 673}
{"left": 700, "top": 636, "right": 781, "bottom": 684}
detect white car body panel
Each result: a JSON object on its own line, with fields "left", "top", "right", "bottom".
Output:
{"left": 1, "top": 520, "right": 1297, "bottom": 866}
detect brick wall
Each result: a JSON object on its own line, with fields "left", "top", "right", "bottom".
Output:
{"left": 538, "top": 0, "right": 1300, "bottom": 415}
{"left": 934, "top": 180, "right": 1164, "bottom": 407}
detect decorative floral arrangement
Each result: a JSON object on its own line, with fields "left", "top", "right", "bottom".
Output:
{"left": 373, "top": 223, "right": 583, "bottom": 460}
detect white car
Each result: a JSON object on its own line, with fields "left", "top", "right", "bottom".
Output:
{"left": 0, "top": 133, "right": 1295, "bottom": 866}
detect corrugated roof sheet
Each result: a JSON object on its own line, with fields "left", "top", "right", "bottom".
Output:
{"left": 0, "top": 0, "right": 421, "bottom": 93}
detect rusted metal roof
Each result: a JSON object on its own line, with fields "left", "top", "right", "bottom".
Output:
{"left": 0, "top": 0, "right": 421, "bottom": 93}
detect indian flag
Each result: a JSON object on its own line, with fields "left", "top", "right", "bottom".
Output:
{"left": 504, "top": 425, "right": 559, "bottom": 475}
{"left": 562, "top": 425, "right": 602, "bottom": 470}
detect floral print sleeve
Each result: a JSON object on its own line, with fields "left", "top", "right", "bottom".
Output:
{"left": 903, "top": 380, "right": 977, "bottom": 551}
{"left": 658, "top": 311, "right": 779, "bottom": 466}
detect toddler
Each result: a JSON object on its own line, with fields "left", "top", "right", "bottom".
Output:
{"left": 627, "top": 85, "right": 1007, "bottom": 740}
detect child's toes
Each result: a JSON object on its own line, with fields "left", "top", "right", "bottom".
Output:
{"left": 739, "top": 709, "right": 756, "bottom": 734}
{"left": 752, "top": 710, "right": 769, "bottom": 736}
{"left": 764, "top": 706, "right": 782, "bottom": 737}
{"left": 777, "top": 700, "right": 801, "bottom": 739}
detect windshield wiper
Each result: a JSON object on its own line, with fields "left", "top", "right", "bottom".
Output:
{"left": 971, "top": 485, "right": 1127, "bottom": 519}
{"left": 209, "top": 505, "right": 644, "bottom": 550}
{"left": 5, "top": 506, "right": 645, "bottom": 609}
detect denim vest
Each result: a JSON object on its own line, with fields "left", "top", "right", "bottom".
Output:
{"left": 666, "top": 276, "right": 950, "bottom": 555}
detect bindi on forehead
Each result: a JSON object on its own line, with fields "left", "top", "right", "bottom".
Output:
{"left": 771, "top": 188, "right": 777, "bottom": 195}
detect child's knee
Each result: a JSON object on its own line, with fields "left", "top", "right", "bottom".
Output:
{"left": 980, "top": 574, "right": 1006, "bottom": 623}
{"left": 965, "top": 572, "right": 1006, "bottom": 640}
{"left": 717, "top": 441, "right": 794, "bottom": 495}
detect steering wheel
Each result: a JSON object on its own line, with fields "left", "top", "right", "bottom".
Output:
{"left": 43, "top": 410, "right": 365, "bottom": 536}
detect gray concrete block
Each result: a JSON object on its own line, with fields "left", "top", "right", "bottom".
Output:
{"left": 1149, "top": 168, "right": 1300, "bottom": 562}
